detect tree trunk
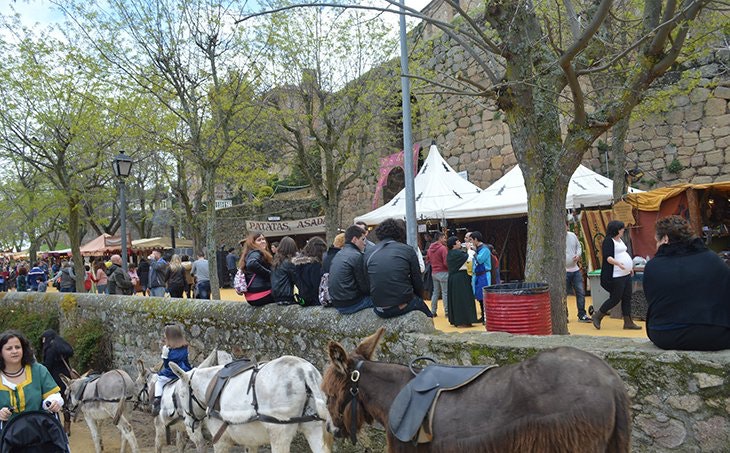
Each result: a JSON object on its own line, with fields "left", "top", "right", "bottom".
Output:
{"left": 611, "top": 116, "right": 630, "bottom": 200}
{"left": 67, "top": 198, "right": 86, "bottom": 293}
{"left": 204, "top": 166, "right": 221, "bottom": 300}
{"left": 324, "top": 193, "right": 340, "bottom": 245}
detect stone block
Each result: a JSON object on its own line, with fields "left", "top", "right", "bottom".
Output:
{"left": 504, "top": 153, "right": 517, "bottom": 165}
{"left": 685, "top": 104, "right": 704, "bottom": 122}
{"left": 667, "top": 108, "right": 684, "bottom": 125}
{"left": 501, "top": 145, "right": 513, "bottom": 156}
{"left": 698, "top": 166, "right": 719, "bottom": 176}
{"left": 690, "top": 155, "right": 706, "bottom": 167}
{"left": 705, "top": 114, "right": 730, "bottom": 128}
{"left": 697, "top": 140, "right": 715, "bottom": 153}
{"left": 691, "top": 175, "right": 714, "bottom": 184}
{"left": 705, "top": 150, "right": 724, "bottom": 166}
{"left": 685, "top": 120, "right": 702, "bottom": 132}
{"left": 490, "top": 155, "right": 504, "bottom": 169}
{"left": 718, "top": 136, "right": 730, "bottom": 148}
{"left": 650, "top": 138, "right": 669, "bottom": 148}
{"left": 447, "top": 156, "right": 460, "bottom": 167}
{"left": 679, "top": 167, "right": 695, "bottom": 179}
{"left": 478, "top": 148, "right": 489, "bottom": 160}
{"left": 493, "top": 134, "right": 504, "bottom": 147}
{"left": 689, "top": 87, "right": 711, "bottom": 103}
{"left": 461, "top": 153, "right": 472, "bottom": 165}
{"left": 635, "top": 414, "right": 687, "bottom": 449}
{"left": 642, "top": 127, "right": 657, "bottom": 140}
{"left": 667, "top": 395, "right": 703, "bottom": 413}
{"left": 634, "top": 141, "right": 651, "bottom": 151}
{"left": 670, "top": 125, "right": 685, "bottom": 138}
{"left": 463, "top": 142, "right": 475, "bottom": 153}
{"left": 476, "top": 159, "right": 489, "bottom": 170}
{"left": 705, "top": 98, "right": 727, "bottom": 117}
{"left": 699, "top": 127, "right": 713, "bottom": 139}
{"left": 673, "top": 95, "right": 690, "bottom": 107}
{"left": 639, "top": 151, "right": 654, "bottom": 162}
{"left": 714, "top": 86, "right": 730, "bottom": 100}
{"left": 652, "top": 158, "right": 666, "bottom": 170}
{"left": 713, "top": 126, "right": 730, "bottom": 138}
{"left": 458, "top": 116, "right": 470, "bottom": 128}
{"left": 694, "top": 416, "right": 730, "bottom": 452}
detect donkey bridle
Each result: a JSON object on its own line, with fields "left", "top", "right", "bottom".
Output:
{"left": 347, "top": 360, "right": 366, "bottom": 445}
{"left": 183, "top": 370, "right": 208, "bottom": 432}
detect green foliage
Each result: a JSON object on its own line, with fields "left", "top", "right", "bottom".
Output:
{"left": 0, "top": 308, "right": 59, "bottom": 357}
{"left": 667, "top": 158, "right": 684, "bottom": 174}
{"left": 256, "top": 186, "right": 274, "bottom": 199}
{"left": 64, "top": 319, "right": 112, "bottom": 372}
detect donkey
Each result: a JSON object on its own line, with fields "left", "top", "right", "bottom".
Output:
{"left": 135, "top": 349, "right": 234, "bottom": 453}
{"left": 170, "top": 355, "right": 334, "bottom": 453}
{"left": 61, "top": 369, "right": 139, "bottom": 453}
{"left": 322, "top": 327, "right": 632, "bottom": 453}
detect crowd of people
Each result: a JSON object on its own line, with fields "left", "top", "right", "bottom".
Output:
{"left": 233, "top": 217, "right": 498, "bottom": 324}
{"left": 0, "top": 251, "right": 212, "bottom": 300}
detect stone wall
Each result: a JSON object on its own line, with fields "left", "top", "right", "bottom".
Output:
{"left": 337, "top": 30, "right": 730, "bottom": 225}
{"left": 3, "top": 291, "right": 729, "bottom": 452}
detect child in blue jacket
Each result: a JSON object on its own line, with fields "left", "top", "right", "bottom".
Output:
{"left": 152, "top": 324, "right": 191, "bottom": 415}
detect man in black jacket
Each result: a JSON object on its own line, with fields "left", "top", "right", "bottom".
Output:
{"left": 107, "top": 254, "right": 134, "bottom": 295}
{"left": 365, "top": 219, "right": 433, "bottom": 319}
{"left": 329, "top": 225, "right": 373, "bottom": 314}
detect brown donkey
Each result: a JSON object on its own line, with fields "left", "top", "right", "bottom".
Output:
{"left": 322, "top": 328, "right": 631, "bottom": 453}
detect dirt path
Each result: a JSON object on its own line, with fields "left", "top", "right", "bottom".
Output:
{"left": 67, "top": 410, "right": 251, "bottom": 452}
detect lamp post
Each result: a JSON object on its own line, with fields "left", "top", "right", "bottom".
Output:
{"left": 112, "top": 152, "right": 134, "bottom": 272}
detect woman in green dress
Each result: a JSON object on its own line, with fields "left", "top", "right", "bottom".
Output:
{"left": 446, "top": 236, "right": 479, "bottom": 327}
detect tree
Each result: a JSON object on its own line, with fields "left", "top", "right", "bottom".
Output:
{"left": 247, "top": 0, "right": 719, "bottom": 333}
{"left": 262, "top": 5, "right": 402, "bottom": 242}
{"left": 0, "top": 19, "right": 124, "bottom": 290}
{"left": 62, "top": 0, "right": 271, "bottom": 299}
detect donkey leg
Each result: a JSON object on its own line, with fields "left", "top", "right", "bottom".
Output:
{"left": 84, "top": 415, "right": 104, "bottom": 453}
{"left": 268, "top": 425, "right": 298, "bottom": 453}
{"left": 153, "top": 416, "right": 166, "bottom": 453}
{"left": 116, "top": 415, "right": 140, "bottom": 453}
{"left": 301, "top": 422, "right": 333, "bottom": 453}
{"left": 174, "top": 430, "right": 186, "bottom": 453}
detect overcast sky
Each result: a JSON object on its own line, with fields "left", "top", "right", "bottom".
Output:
{"left": 0, "top": 0, "right": 432, "bottom": 31}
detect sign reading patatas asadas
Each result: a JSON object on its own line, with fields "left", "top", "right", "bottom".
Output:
{"left": 245, "top": 216, "right": 326, "bottom": 236}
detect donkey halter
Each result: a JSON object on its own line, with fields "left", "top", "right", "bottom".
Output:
{"left": 183, "top": 370, "right": 208, "bottom": 432}
{"left": 347, "top": 360, "right": 366, "bottom": 445}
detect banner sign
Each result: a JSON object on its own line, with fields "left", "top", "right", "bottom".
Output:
{"left": 245, "top": 216, "right": 326, "bottom": 236}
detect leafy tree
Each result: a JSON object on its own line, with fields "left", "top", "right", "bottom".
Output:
{"left": 262, "top": 4, "right": 404, "bottom": 242}
{"left": 0, "top": 19, "right": 124, "bottom": 290}
{"left": 62, "top": 0, "right": 272, "bottom": 299}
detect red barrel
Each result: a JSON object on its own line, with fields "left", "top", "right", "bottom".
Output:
{"left": 484, "top": 283, "right": 552, "bottom": 335}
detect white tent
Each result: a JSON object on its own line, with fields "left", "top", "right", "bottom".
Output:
{"left": 354, "top": 144, "right": 483, "bottom": 225}
{"left": 445, "top": 164, "right": 642, "bottom": 219}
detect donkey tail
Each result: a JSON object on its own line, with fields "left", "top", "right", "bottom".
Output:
{"left": 113, "top": 394, "right": 125, "bottom": 425}
{"left": 303, "top": 367, "right": 331, "bottom": 424}
{"left": 608, "top": 385, "right": 632, "bottom": 453}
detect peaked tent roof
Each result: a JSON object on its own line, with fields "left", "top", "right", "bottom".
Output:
{"left": 444, "top": 164, "right": 642, "bottom": 219}
{"left": 354, "top": 144, "right": 483, "bottom": 225}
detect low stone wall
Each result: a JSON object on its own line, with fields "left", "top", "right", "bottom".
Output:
{"left": 3, "top": 291, "right": 729, "bottom": 452}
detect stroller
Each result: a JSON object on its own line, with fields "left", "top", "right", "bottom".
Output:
{"left": 0, "top": 411, "right": 70, "bottom": 453}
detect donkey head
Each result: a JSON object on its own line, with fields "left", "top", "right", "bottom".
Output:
{"left": 322, "top": 327, "right": 385, "bottom": 441}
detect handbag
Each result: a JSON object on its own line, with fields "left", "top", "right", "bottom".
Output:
{"left": 318, "top": 273, "right": 332, "bottom": 307}
{"left": 233, "top": 269, "right": 255, "bottom": 295}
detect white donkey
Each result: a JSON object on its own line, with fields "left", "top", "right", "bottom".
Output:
{"left": 62, "top": 369, "right": 139, "bottom": 453}
{"left": 170, "top": 355, "right": 333, "bottom": 453}
{"left": 136, "top": 349, "right": 233, "bottom": 453}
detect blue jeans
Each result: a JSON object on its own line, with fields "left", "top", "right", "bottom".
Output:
{"left": 566, "top": 270, "right": 586, "bottom": 318}
{"left": 336, "top": 296, "right": 374, "bottom": 315}
{"left": 373, "top": 295, "right": 433, "bottom": 319}
{"left": 196, "top": 281, "right": 211, "bottom": 299}
{"left": 430, "top": 271, "right": 448, "bottom": 315}
{"left": 150, "top": 287, "right": 166, "bottom": 297}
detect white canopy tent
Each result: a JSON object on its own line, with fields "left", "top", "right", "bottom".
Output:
{"left": 445, "top": 164, "right": 642, "bottom": 219}
{"left": 354, "top": 144, "right": 483, "bottom": 225}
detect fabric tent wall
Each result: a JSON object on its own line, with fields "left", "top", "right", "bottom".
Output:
{"left": 631, "top": 194, "right": 690, "bottom": 259}
{"left": 455, "top": 217, "right": 528, "bottom": 282}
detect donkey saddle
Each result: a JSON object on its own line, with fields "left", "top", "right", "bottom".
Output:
{"left": 205, "top": 359, "right": 256, "bottom": 415}
{"left": 389, "top": 364, "right": 495, "bottom": 443}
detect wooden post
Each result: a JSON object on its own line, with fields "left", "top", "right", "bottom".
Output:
{"left": 686, "top": 188, "right": 703, "bottom": 237}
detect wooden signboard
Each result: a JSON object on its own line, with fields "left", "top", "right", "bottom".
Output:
{"left": 612, "top": 200, "right": 636, "bottom": 226}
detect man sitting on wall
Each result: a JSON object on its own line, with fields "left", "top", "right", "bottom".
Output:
{"left": 365, "top": 218, "right": 433, "bottom": 319}
{"left": 329, "top": 225, "right": 373, "bottom": 314}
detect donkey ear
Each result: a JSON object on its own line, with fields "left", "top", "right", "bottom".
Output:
{"left": 199, "top": 349, "right": 217, "bottom": 368}
{"left": 136, "top": 359, "right": 147, "bottom": 378}
{"left": 327, "top": 341, "right": 349, "bottom": 375}
{"left": 60, "top": 374, "right": 70, "bottom": 387}
{"left": 217, "top": 351, "right": 233, "bottom": 366}
{"left": 81, "top": 370, "right": 91, "bottom": 378}
{"left": 354, "top": 327, "right": 386, "bottom": 360}
{"left": 169, "top": 362, "right": 189, "bottom": 383}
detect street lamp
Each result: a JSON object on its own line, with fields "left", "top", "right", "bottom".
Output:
{"left": 112, "top": 152, "right": 134, "bottom": 272}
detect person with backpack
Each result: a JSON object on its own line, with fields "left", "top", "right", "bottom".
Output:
{"left": 238, "top": 233, "right": 275, "bottom": 306}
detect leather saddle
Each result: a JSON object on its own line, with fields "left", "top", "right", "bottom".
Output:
{"left": 205, "top": 359, "right": 256, "bottom": 413}
{"left": 389, "top": 364, "right": 495, "bottom": 443}
{"left": 74, "top": 374, "right": 101, "bottom": 402}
